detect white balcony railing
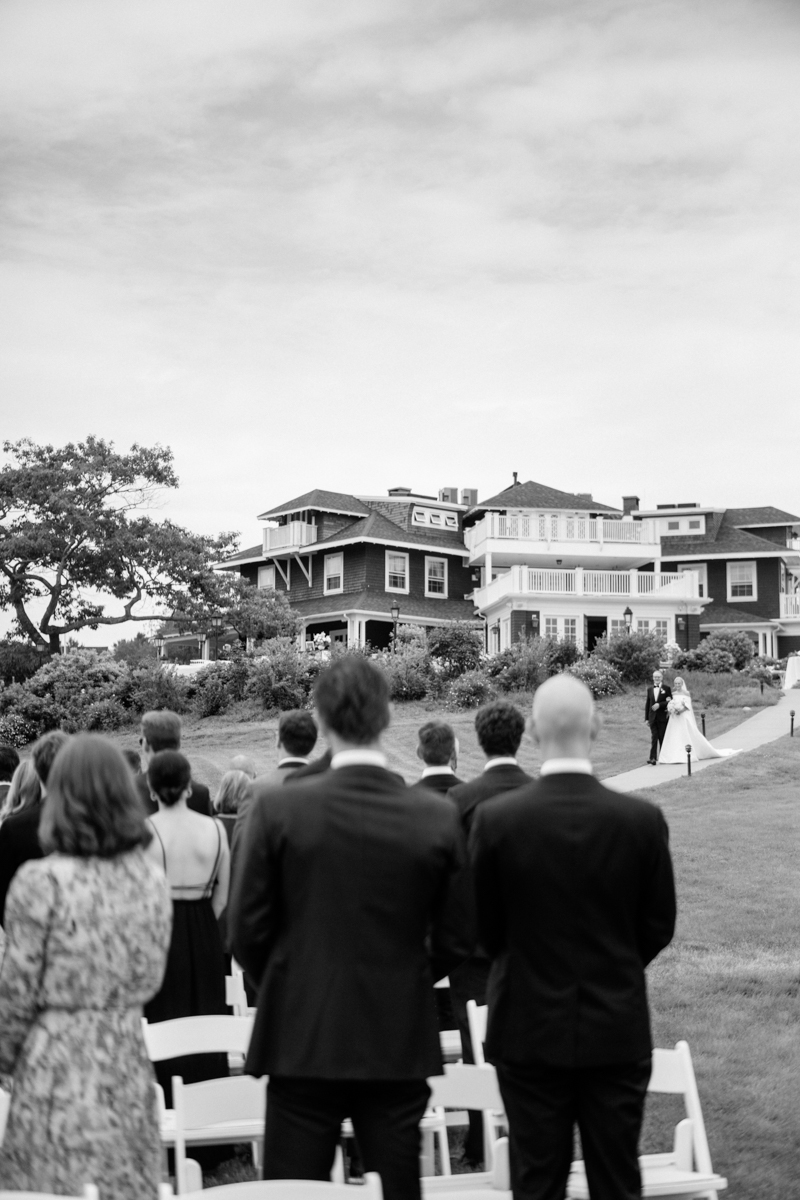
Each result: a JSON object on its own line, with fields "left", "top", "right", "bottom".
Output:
{"left": 479, "top": 567, "right": 699, "bottom": 605}
{"left": 465, "top": 513, "right": 658, "bottom": 553}
{"left": 263, "top": 522, "right": 318, "bottom": 553}
{"left": 781, "top": 594, "right": 800, "bottom": 618}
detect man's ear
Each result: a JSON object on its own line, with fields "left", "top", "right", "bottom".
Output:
{"left": 416, "top": 744, "right": 424, "bottom": 763}
{"left": 589, "top": 711, "right": 602, "bottom": 744}
{"left": 526, "top": 714, "right": 540, "bottom": 747}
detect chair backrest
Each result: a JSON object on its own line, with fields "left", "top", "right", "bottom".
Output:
{"left": 647, "top": 1041, "right": 715, "bottom": 1176}
{"left": 174, "top": 1174, "right": 383, "bottom": 1200}
{"left": 0, "top": 1190, "right": 99, "bottom": 1200}
{"left": 141, "top": 1014, "right": 254, "bottom": 1061}
{"left": 174, "top": 1074, "right": 266, "bottom": 1131}
{"left": 466, "top": 1000, "right": 488, "bottom": 1067}
{"left": 428, "top": 1063, "right": 504, "bottom": 1113}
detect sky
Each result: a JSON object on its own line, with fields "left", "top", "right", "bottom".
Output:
{"left": 1, "top": 0, "right": 800, "bottom": 569}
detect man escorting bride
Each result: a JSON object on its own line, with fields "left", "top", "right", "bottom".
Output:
{"left": 657, "top": 677, "right": 742, "bottom": 763}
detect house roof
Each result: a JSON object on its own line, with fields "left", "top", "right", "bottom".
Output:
{"left": 660, "top": 513, "right": 791, "bottom": 559}
{"left": 314, "top": 510, "right": 466, "bottom": 552}
{"left": 219, "top": 543, "right": 263, "bottom": 566}
{"left": 257, "top": 489, "right": 371, "bottom": 521}
{"left": 726, "top": 506, "right": 800, "bottom": 528}
{"left": 468, "top": 479, "right": 619, "bottom": 519}
{"left": 287, "top": 591, "right": 479, "bottom": 622}
{"left": 699, "top": 605, "right": 774, "bottom": 627}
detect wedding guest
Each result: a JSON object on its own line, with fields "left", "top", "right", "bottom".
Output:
{"left": 0, "top": 734, "right": 171, "bottom": 1200}
{"left": 0, "top": 744, "right": 20, "bottom": 809}
{"left": 416, "top": 721, "right": 463, "bottom": 792}
{"left": 231, "top": 710, "right": 318, "bottom": 857}
{"left": 0, "top": 759, "right": 41, "bottom": 823}
{"left": 0, "top": 730, "right": 69, "bottom": 926}
{"left": 137, "top": 709, "right": 212, "bottom": 815}
{"left": 447, "top": 699, "right": 533, "bottom": 1166}
{"left": 214, "top": 769, "right": 251, "bottom": 847}
{"left": 471, "top": 675, "right": 676, "bottom": 1200}
{"left": 122, "top": 747, "right": 142, "bottom": 775}
{"left": 229, "top": 657, "right": 473, "bottom": 1200}
{"left": 230, "top": 754, "right": 257, "bottom": 779}
{"left": 143, "top": 750, "right": 230, "bottom": 1109}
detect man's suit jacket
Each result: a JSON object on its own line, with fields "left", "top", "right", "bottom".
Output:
{"left": 645, "top": 684, "right": 673, "bottom": 730}
{"left": 470, "top": 772, "right": 676, "bottom": 1069}
{"left": 419, "top": 770, "right": 463, "bottom": 794}
{"left": 229, "top": 765, "right": 474, "bottom": 1081}
{"left": 448, "top": 763, "right": 534, "bottom": 841}
{"left": 0, "top": 801, "right": 44, "bottom": 927}
{"left": 136, "top": 773, "right": 212, "bottom": 817}
{"left": 230, "top": 760, "right": 309, "bottom": 862}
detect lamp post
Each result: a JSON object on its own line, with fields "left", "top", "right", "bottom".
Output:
{"left": 390, "top": 601, "right": 400, "bottom": 653}
{"left": 685, "top": 744, "right": 692, "bottom": 777}
{"left": 153, "top": 635, "right": 165, "bottom": 661}
{"left": 210, "top": 614, "right": 225, "bottom": 662}
{"left": 623, "top": 606, "right": 633, "bottom": 635}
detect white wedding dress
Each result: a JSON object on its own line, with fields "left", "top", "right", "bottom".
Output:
{"left": 658, "top": 692, "right": 741, "bottom": 764}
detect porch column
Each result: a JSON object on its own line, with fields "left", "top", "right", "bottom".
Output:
{"left": 574, "top": 567, "right": 584, "bottom": 596}
{"left": 629, "top": 568, "right": 639, "bottom": 597}
{"left": 485, "top": 551, "right": 492, "bottom": 587}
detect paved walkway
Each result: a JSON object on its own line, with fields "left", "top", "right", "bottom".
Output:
{"left": 605, "top": 690, "right": 797, "bottom": 793}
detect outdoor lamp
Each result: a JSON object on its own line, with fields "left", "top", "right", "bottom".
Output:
{"left": 623, "top": 606, "right": 633, "bottom": 634}
{"left": 390, "top": 601, "right": 400, "bottom": 652}
{"left": 153, "top": 635, "right": 165, "bottom": 659}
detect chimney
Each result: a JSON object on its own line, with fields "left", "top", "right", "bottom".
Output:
{"left": 461, "top": 488, "right": 478, "bottom": 507}
{"left": 622, "top": 495, "right": 640, "bottom": 516}
{"left": 512, "top": 472, "right": 518, "bottom": 485}
{"left": 439, "top": 487, "right": 458, "bottom": 503}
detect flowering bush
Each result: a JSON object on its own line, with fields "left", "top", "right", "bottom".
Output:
{"left": 485, "top": 637, "right": 555, "bottom": 693}
{"left": 246, "top": 639, "right": 321, "bottom": 711}
{"left": 0, "top": 710, "right": 41, "bottom": 748}
{"left": 593, "top": 631, "right": 665, "bottom": 683}
{"left": 444, "top": 670, "right": 496, "bottom": 711}
{"left": 427, "top": 622, "right": 484, "bottom": 681}
{"left": 567, "top": 657, "right": 623, "bottom": 698}
{"left": 193, "top": 664, "right": 233, "bottom": 717}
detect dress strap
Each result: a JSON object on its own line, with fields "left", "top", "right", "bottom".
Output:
{"left": 149, "top": 820, "right": 167, "bottom": 873}
{"left": 203, "top": 819, "right": 223, "bottom": 898}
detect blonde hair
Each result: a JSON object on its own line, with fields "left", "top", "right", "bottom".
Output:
{"left": 0, "top": 760, "right": 41, "bottom": 822}
{"left": 673, "top": 677, "right": 686, "bottom": 691}
{"left": 215, "top": 770, "right": 251, "bottom": 815}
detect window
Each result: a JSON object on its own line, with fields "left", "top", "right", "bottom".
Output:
{"left": 425, "top": 557, "right": 448, "bottom": 598}
{"left": 563, "top": 618, "right": 576, "bottom": 643}
{"left": 728, "top": 561, "right": 757, "bottom": 600}
{"left": 429, "top": 513, "right": 442, "bottom": 525}
{"left": 386, "top": 552, "right": 409, "bottom": 593}
{"left": 654, "top": 619, "right": 669, "bottom": 640}
{"left": 324, "top": 553, "right": 343, "bottom": 594}
{"left": 667, "top": 521, "right": 679, "bottom": 531}
{"left": 544, "top": 617, "right": 559, "bottom": 639}
{"left": 609, "top": 618, "right": 626, "bottom": 636}
{"left": 257, "top": 565, "right": 275, "bottom": 590}
{"left": 688, "top": 520, "right": 700, "bottom": 530}
{"left": 637, "top": 619, "right": 651, "bottom": 633}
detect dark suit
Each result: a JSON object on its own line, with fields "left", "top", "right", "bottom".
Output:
{"left": 0, "top": 801, "right": 44, "bottom": 927}
{"left": 446, "top": 762, "right": 534, "bottom": 1162}
{"left": 136, "top": 773, "right": 212, "bottom": 817}
{"left": 419, "top": 770, "right": 463, "bottom": 794}
{"left": 645, "top": 684, "right": 673, "bottom": 763}
{"left": 230, "top": 760, "right": 309, "bottom": 864}
{"left": 471, "top": 771, "right": 676, "bottom": 1200}
{"left": 229, "top": 763, "right": 473, "bottom": 1200}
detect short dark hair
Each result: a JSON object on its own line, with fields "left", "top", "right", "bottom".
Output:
{"left": 141, "top": 710, "right": 182, "bottom": 752}
{"left": 39, "top": 734, "right": 150, "bottom": 857}
{"left": 313, "top": 658, "right": 390, "bottom": 745}
{"left": 417, "top": 720, "right": 456, "bottom": 766}
{"left": 475, "top": 700, "right": 526, "bottom": 758}
{"left": 0, "top": 743, "right": 20, "bottom": 782}
{"left": 122, "top": 748, "right": 141, "bottom": 773}
{"left": 148, "top": 751, "right": 191, "bottom": 807}
{"left": 31, "top": 730, "right": 70, "bottom": 786}
{"left": 279, "top": 710, "right": 318, "bottom": 758}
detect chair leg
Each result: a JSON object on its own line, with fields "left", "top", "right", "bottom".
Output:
{"left": 184, "top": 1158, "right": 203, "bottom": 1193}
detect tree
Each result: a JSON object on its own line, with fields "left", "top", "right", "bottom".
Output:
{"left": 113, "top": 632, "right": 158, "bottom": 666}
{"left": 0, "top": 438, "right": 237, "bottom": 654}
{"left": 220, "top": 577, "right": 302, "bottom": 646}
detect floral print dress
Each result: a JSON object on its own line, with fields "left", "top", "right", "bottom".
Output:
{"left": 0, "top": 850, "right": 172, "bottom": 1199}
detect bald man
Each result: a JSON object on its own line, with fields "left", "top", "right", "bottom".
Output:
{"left": 470, "top": 675, "right": 676, "bottom": 1200}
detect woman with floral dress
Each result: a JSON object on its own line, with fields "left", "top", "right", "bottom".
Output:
{"left": 0, "top": 734, "right": 172, "bottom": 1200}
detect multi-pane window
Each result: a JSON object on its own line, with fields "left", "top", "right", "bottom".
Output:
{"left": 544, "top": 617, "right": 559, "bottom": 639}
{"left": 654, "top": 620, "right": 669, "bottom": 640}
{"left": 563, "top": 618, "right": 577, "bottom": 643}
{"left": 324, "top": 553, "right": 343, "bottom": 594}
{"left": 667, "top": 521, "right": 679, "bottom": 530}
{"left": 258, "top": 565, "right": 275, "bottom": 590}
{"left": 609, "top": 618, "right": 626, "bottom": 636}
{"left": 728, "top": 561, "right": 756, "bottom": 600}
{"left": 386, "top": 552, "right": 409, "bottom": 592}
{"left": 637, "top": 619, "right": 651, "bottom": 633}
{"left": 425, "top": 558, "right": 447, "bottom": 597}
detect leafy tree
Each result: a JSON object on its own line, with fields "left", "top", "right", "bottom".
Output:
{"left": 113, "top": 632, "right": 158, "bottom": 666}
{"left": 0, "top": 637, "right": 42, "bottom": 686}
{"left": 0, "top": 438, "right": 237, "bottom": 653}
{"left": 220, "top": 578, "right": 302, "bottom": 646}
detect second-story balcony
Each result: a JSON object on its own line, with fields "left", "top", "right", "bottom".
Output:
{"left": 263, "top": 521, "right": 318, "bottom": 554}
{"left": 781, "top": 593, "right": 800, "bottom": 619}
{"left": 464, "top": 512, "right": 660, "bottom": 569}
{"left": 474, "top": 566, "right": 702, "bottom": 613}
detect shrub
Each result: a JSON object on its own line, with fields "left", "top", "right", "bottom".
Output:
{"left": 672, "top": 646, "right": 736, "bottom": 674}
{"left": 701, "top": 630, "right": 756, "bottom": 670}
{"left": 81, "top": 698, "right": 128, "bottom": 731}
{"left": 0, "top": 683, "right": 62, "bottom": 740}
{"left": 0, "top": 711, "right": 40, "bottom": 748}
{"left": 247, "top": 639, "right": 320, "bottom": 711}
{"left": 119, "top": 663, "right": 190, "bottom": 715}
{"left": 381, "top": 646, "right": 431, "bottom": 702}
{"left": 444, "top": 670, "right": 496, "bottom": 711}
{"left": 25, "top": 651, "right": 128, "bottom": 714}
{"left": 0, "top": 639, "right": 42, "bottom": 686}
{"left": 567, "top": 657, "right": 624, "bottom": 698}
{"left": 193, "top": 665, "right": 232, "bottom": 718}
{"left": 593, "top": 631, "right": 664, "bottom": 683}
{"left": 485, "top": 637, "right": 554, "bottom": 693}
{"left": 427, "top": 622, "right": 484, "bottom": 681}
{"left": 545, "top": 638, "right": 581, "bottom": 671}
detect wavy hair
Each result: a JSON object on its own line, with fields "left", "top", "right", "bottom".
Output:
{"left": 0, "top": 760, "right": 41, "bottom": 822}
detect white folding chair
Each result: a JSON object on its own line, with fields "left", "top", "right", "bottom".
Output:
{"left": 567, "top": 1041, "right": 728, "bottom": 1199}
{"left": 423, "top": 1136, "right": 511, "bottom": 1198}
{"left": 0, "top": 1190, "right": 100, "bottom": 1200}
{"left": 466, "top": 1001, "right": 487, "bottom": 1067}
{"left": 425, "top": 1062, "right": 506, "bottom": 1175}
{"left": 0, "top": 1087, "right": 9, "bottom": 1148}
{"left": 173, "top": 1074, "right": 267, "bottom": 1194}
{"left": 161, "top": 1172, "right": 383, "bottom": 1200}
{"left": 226, "top": 962, "right": 257, "bottom": 1019}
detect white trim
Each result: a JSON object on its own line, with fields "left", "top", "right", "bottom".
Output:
{"left": 662, "top": 550, "right": 786, "bottom": 561}
{"left": 274, "top": 558, "right": 290, "bottom": 588}
{"left": 385, "top": 550, "right": 410, "bottom": 594}
{"left": 726, "top": 560, "right": 758, "bottom": 603}
{"left": 257, "top": 564, "right": 276, "bottom": 591}
{"left": 678, "top": 562, "right": 707, "bottom": 598}
{"left": 312, "top": 536, "right": 465, "bottom": 555}
{"left": 424, "top": 556, "right": 449, "bottom": 599}
{"left": 298, "top": 607, "right": 481, "bottom": 628}
{"left": 323, "top": 552, "right": 344, "bottom": 595}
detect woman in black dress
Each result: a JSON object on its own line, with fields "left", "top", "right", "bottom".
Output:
{"left": 143, "top": 750, "right": 231, "bottom": 1108}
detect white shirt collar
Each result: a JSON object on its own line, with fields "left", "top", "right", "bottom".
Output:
{"left": 539, "top": 758, "right": 594, "bottom": 777}
{"left": 279, "top": 756, "right": 309, "bottom": 768}
{"left": 331, "top": 749, "right": 388, "bottom": 770}
{"left": 484, "top": 757, "right": 518, "bottom": 771}
{"left": 421, "top": 766, "right": 456, "bottom": 778}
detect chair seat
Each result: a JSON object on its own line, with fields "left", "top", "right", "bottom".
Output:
{"left": 159, "top": 1109, "right": 264, "bottom": 1147}
{"left": 568, "top": 1160, "right": 728, "bottom": 1198}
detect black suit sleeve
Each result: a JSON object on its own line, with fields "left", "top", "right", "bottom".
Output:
{"left": 0, "top": 823, "right": 18, "bottom": 928}
{"left": 428, "top": 818, "right": 476, "bottom": 981}
{"left": 637, "top": 808, "right": 677, "bottom": 966}
{"left": 228, "top": 790, "right": 282, "bottom": 987}
{"left": 645, "top": 688, "right": 652, "bottom": 724}
{"left": 468, "top": 803, "right": 506, "bottom": 959}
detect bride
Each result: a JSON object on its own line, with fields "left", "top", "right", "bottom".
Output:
{"left": 658, "top": 677, "right": 742, "bottom": 764}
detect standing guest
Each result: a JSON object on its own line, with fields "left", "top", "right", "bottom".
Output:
{"left": 471, "top": 674, "right": 676, "bottom": 1200}
{"left": 0, "top": 730, "right": 69, "bottom": 926}
{"left": 447, "top": 700, "right": 533, "bottom": 1166}
{"left": 122, "top": 747, "right": 142, "bottom": 775}
{"left": 0, "top": 744, "right": 20, "bottom": 809}
{"left": 645, "top": 670, "right": 672, "bottom": 765}
{"left": 0, "top": 759, "right": 41, "bottom": 823}
{"left": 137, "top": 709, "right": 212, "bottom": 815}
{"left": 231, "top": 710, "right": 318, "bottom": 857}
{"left": 215, "top": 769, "right": 251, "bottom": 847}
{"left": 0, "top": 734, "right": 171, "bottom": 1200}
{"left": 143, "top": 750, "right": 230, "bottom": 1109}
{"left": 416, "top": 721, "right": 463, "bottom": 792}
{"left": 229, "top": 657, "right": 473, "bottom": 1200}
{"left": 230, "top": 754, "right": 257, "bottom": 780}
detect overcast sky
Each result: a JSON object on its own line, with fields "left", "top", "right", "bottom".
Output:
{"left": 2, "top": 0, "right": 799, "bottom": 561}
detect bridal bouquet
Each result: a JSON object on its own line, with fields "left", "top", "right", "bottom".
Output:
{"left": 668, "top": 698, "right": 688, "bottom": 715}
